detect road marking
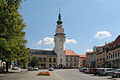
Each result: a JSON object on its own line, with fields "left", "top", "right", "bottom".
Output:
{"left": 55, "top": 72, "right": 65, "bottom": 80}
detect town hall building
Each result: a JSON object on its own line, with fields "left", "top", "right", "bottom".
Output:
{"left": 30, "top": 13, "right": 79, "bottom": 68}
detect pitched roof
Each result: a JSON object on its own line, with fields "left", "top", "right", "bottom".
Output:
{"left": 86, "top": 52, "right": 93, "bottom": 55}
{"left": 65, "top": 49, "right": 78, "bottom": 56}
{"left": 30, "top": 49, "right": 56, "bottom": 55}
{"left": 97, "top": 46, "right": 104, "bottom": 48}
{"left": 79, "top": 55, "right": 86, "bottom": 58}
{"left": 113, "top": 35, "right": 120, "bottom": 45}
{"left": 104, "top": 42, "right": 114, "bottom": 47}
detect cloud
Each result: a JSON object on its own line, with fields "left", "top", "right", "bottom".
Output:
{"left": 36, "top": 37, "right": 77, "bottom": 46}
{"left": 85, "top": 49, "right": 93, "bottom": 52}
{"left": 36, "top": 37, "right": 54, "bottom": 46}
{"left": 43, "top": 48, "right": 53, "bottom": 50}
{"left": 65, "top": 39, "right": 77, "bottom": 44}
{"left": 94, "top": 31, "right": 112, "bottom": 39}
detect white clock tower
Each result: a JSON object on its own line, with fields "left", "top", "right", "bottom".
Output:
{"left": 54, "top": 12, "right": 66, "bottom": 68}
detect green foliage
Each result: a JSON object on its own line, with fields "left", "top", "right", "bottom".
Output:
{"left": 29, "top": 56, "right": 39, "bottom": 67}
{"left": 0, "top": 0, "right": 30, "bottom": 64}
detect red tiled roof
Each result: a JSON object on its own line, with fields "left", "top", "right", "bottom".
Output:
{"left": 86, "top": 52, "right": 93, "bottom": 55}
{"left": 113, "top": 35, "right": 120, "bottom": 45}
{"left": 104, "top": 42, "right": 114, "bottom": 47}
{"left": 65, "top": 49, "right": 78, "bottom": 56}
{"left": 79, "top": 55, "right": 86, "bottom": 58}
{"left": 97, "top": 46, "right": 104, "bottom": 48}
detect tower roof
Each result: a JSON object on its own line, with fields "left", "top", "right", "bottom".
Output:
{"left": 57, "top": 9, "right": 63, "bottom": 25}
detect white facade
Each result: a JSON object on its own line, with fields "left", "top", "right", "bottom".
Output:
{"left": 54, "top": 13, "right": 66, "bottom": 67}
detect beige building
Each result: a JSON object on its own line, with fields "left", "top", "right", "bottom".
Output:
{"left": 65, "top": 49, "right": 79, "bottom": 68}
{"left": 95, "top": 46, "right": 105, "bottom": 68}
{"left": 30, "top": 49, "right": 57, "bottom": 68}
{"left": 85, "top": 52, "right": 93, "bottom": 68}
{"left": 30, "top": 49, "right": 79, "bottom": 68}
{"left": 78, "top": 55, "right": 86, "bottom": 68}
{"left": 82, "top": 35, "right": 120, "bottom": 68}
{"left": 105, "top": 35, "right": 120, "bottom": 68}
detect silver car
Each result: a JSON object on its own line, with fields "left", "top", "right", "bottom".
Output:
{"left": 48, "top": 67, "right": 54, "bottom": 71}
{"left": 111, "top": 69, "right": 120, "bottom": 78}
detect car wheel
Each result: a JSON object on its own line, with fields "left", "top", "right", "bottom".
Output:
{"left": 105, "top": 73, "right": 108, "bottom": 76}
{"left": 112, "top": 76, "right": 115, "bottom": 78}
{"left": 116, "top": 75, "right": 119, "bottom": 78}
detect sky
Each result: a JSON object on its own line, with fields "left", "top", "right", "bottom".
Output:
{"left": 20, "top": 0, "right": 120, "bottom": 54}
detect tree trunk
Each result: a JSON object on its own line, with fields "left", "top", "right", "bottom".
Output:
{"left": 6, "top": 61, "right": 9, "bottom": 72}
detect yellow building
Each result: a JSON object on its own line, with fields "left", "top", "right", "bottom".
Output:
{"left": 85, "top": 52, "right": 93, "bottom": 68}
{"left": 95, "top": 46, "right": 105, "bottom": 68}
{"left": 65, "top": 49, "right": 79, "bottom": 68}
{"left": 78, "top": 55, "right": 86, "bottom": 68}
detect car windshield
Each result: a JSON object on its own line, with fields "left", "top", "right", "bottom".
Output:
{"left": 112, "top": 69, "right": 120, "bottom": 72}
{"left": 106, "top": 69, "right": 112, "bottom": 71}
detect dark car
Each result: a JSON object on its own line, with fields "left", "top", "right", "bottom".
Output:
{"left": 93, "top": 68, "right": 105, "bottom": 76}
{"left": 87, "top": 68, "right": 97, "bottom": 74}
{"left": 28, "top": 67, "right": 34, "bottom": 71}
{"left": 0, "top": 66, "right": 6, "bottom": 72}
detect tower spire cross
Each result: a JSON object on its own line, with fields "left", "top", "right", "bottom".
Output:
{"left": 59, "top": 8, "right": 61, "bottom": 14}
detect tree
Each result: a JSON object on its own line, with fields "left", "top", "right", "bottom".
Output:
{"left": 29, "top": 56, "right": 39, "bottom": 68}
{"left": 0, "top": 0, "right": 30, "bottom": 72}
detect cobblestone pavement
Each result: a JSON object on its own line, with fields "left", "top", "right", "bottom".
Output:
{"left": 0, "top": 69, "right": 120, "bottom": 80}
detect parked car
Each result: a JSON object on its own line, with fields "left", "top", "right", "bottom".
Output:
{"left": 12, "top": 66, "right": 19, "bottom": 70}
{"left": 33, "top": 67, "right": 39, "bottom": 71}
{"left": 0, "top": 66, "right": 6, "bottom": 72}
{"left": 111, "top": 69, "right": 120, "bottom": 78}
{"left": 87, "top": 68, "right": 97, "bottom": 74}
{"left": 84, "top": 68, "right": 90, "bottom": 73}
{"left": 93, "top": 68, "right": 105, "bottom": 76}
{"left": 99, "top": 68, "right": 113, "bottom": 76}
{"left": 79, "top": 68, "right": 89, "bottom": 72}
{"left": 48, "top": 67, "right": 54, "bottom": 71}
{"left": 28, "top": 67, "right": 34, "bottom": 71}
